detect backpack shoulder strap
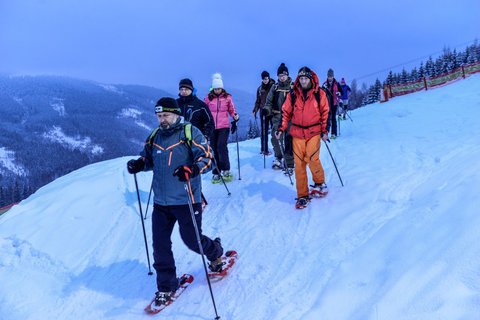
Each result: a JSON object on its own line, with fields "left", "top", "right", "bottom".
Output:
{"left": 147, "top": 127, "right": 160, "bottom": 146}
{"left": 183, "top": 123, "right": 192, "bottom": 148}
{"left": 289, "top": 88, "right": 296, "bottom": 106}
{"left": 314, "top": 89, "right": 321, "bottom": 105}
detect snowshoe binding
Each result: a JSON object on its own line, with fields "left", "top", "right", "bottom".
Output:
{"left": 144, "top": 274, "right": 194, "bottom": 315}
{"left": 310, "top": 183, "right": 328, "bottom": 198}
{"left": 208, "top": 250, "right": 238, "bottom": 282}
{"left": 295, "top": 196, "right": 311, "bottom": 209}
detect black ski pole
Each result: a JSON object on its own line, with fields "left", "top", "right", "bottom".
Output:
{"left": 235, "top": 125, "right": 241, "bottom": 180}
{"left": 212, "top": 158, "right": 231, "bottom": 196}
{"left": 278, "top": 134, "right": 294, "bottom": 186}
{"left": 183, "top": 182, "right": 221, "bottom": 320}
{"left": 338, "top": 114, "right": 341, "bottom": 136}
{"left": 323, "top": 140, "right": 344, "bottom": 187}
{"left": 261, "top": 115, "right": 266, "bottom": 169}
{"left": 133, "top": 173, "right": 154, "bottom": 275}
{"left": 346, "top": 110, "right": 353, "bottom": 122}
{"left": 144, "top": 180, "right": 153, "bottom": 220}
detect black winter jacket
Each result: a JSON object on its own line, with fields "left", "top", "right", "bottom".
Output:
{"left": 177, "top": 94, "right": 215, "bottom": 138}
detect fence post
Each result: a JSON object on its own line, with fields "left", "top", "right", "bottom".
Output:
{"left": 461, "top": 65, "right": 466, "bottom": 79}
{"left": 423, "top": 77, "right": 428, "bottom": 91}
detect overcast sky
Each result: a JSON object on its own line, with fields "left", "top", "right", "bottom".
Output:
{"left": 1, "top": 0, "right": 479, "bottom": 93}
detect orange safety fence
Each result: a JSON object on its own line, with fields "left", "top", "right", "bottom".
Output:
{"left": 389, "top": 61, "right": 480, "bottom": 98}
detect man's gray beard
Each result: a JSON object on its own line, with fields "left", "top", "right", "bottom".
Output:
{"left": 160, "top": 122, "right": 170, "bottom": 130}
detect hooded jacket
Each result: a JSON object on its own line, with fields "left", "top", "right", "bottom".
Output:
{"left": 264, "top": 77, "right": 293, "bottom": 116}
{"left": 279, "top": 70, "right": 329, "bottom": 139}
{"left": 177, "top": 94, "right": 215, "bottom": 138}
{"left": 204, "top": 91, "right": 238, "bottom": 130}
{"left": 253, "top": 78, "right": 275, "bottom": 115}
{"left": 140, "top": 118, "right": 213, "bottom": 205}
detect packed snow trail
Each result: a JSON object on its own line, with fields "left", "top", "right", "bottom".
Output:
{"left": 1, "top": 75, "right": 479, "bottom": 319}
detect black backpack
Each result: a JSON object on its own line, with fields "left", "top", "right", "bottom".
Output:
{"left": 289, "top": 87, "right": 324, "bottom": 107}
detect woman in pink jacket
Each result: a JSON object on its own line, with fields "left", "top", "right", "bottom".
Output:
{"left": 204, "top": 73, "right": 239, "bottom": 183}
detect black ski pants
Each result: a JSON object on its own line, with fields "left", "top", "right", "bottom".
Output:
{"left": 330, "top": 104, "right": 339, "bottom": 136}
{"left": 152, "top": 203, "right": 223, "bottom": 292}
{"left": 260, "top": 114, "right": 272, "bottom": 153}
{"left": 210, "top": 128, "right": 230, "bottom": 174}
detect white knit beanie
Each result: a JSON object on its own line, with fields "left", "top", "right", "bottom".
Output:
{"left": 212, "top": 73, "right": 224, "bottom": 89}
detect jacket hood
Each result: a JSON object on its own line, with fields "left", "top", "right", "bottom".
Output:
{"left": 293, "top": 69, "right": 320, "bottom": 94}
{"left": 262, "top": 78, "right": 276, "bottom": 88}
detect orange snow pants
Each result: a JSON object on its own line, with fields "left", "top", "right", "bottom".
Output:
{"left": 292, "top": 135, "right": 325, "bottom": 198}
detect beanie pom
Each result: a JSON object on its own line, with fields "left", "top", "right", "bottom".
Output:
{"left": 212, "top": 73, "right": 224, "bottom": 89}
{"left": 277, "top": 63, "right": 289, "bottom": 76}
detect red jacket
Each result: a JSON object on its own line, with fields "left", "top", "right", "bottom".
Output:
{"left": 279, "top": 70, "right": 329, "bottom": 139}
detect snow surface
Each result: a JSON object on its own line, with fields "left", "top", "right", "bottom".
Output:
{"left": 42, "top": 126, "right": 104, "bottom": 156}
{"left": 99, "top": 84, "right": 124, "bottom": 94}
{"left": 0, "top": 147, "right": 27, "bottom": 176}
{"left": 1, "top": 75, "right": 480, "bottom": 320}
{"left": 117, "top": 108, "right": 152, "bottom": 131}
{"left": 50, "top": 98, "right": 66, "bottom": 116}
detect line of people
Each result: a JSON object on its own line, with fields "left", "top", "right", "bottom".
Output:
{"left": 253, "top": 63, "right": 352, "bottom": 208}
{"left": 126, "top": 73, "right": 238, "bottom": 309}
{"left": 124, "top": 65, "right": 351, "bottom": 307}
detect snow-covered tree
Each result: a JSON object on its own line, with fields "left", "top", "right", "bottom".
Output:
{"left": 247, "top": 119, "right": 259, "bottom": 139}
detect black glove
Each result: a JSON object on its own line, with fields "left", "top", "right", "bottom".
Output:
{"left": 231, "top": 120, "right": 238, "bottom": 134}
{"left": 275, "top": 130, "right": 283, "bottom": 140}
{"left": 173, "top": 164, "right": 199, "bottom": 182}
{"left": 127, "top": 158, "right": 145, "bottom": 174}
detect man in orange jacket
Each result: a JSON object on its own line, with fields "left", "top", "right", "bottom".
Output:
{"left": 275, "top": 66, "right": 330, "bottom": 209}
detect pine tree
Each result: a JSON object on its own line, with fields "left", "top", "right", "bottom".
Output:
{"left": 474, "top": 41, "right": 480, "bottom": 62}
{"left": 247, "top": 119, "right": 259, "bottom": 139}
{"left": 466, "top": 45, "right": 476, "bottom": 64}
{"left": 0, "top": 187, "right": 5, "bottom": 207}
{"left": 360, "top": 83, "right": 368, "bottom": 106}
{"left": 374, "top": 79, "right": 382, "bottom": 101}
{"left": 425, "top": 56, "right": 435, "bottom": 77}
{"left": 349, "top": 79, "right": 359, "bottom": 109}
{"left": 386, "top": 71, "right": 394, "bottom": 85}
{"left": 400, "top": 68, "right": 408, "bottom": 84}
{"left": 418, "top": 62, "right": 425, "bottom": 78}
{"left": 451, "top": 49, "right": 459, "bottom": 70}
{"left": 434, "top": 57, "right": 444, "bottom": 76}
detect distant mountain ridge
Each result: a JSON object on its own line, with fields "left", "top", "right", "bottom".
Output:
{"left": 0, "top": 75, "right": 255, "bottom": 206}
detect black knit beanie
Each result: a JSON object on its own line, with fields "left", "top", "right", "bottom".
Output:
{"left": 261, "top": 71, "right": 270, "bottom": 79}
{"left": 277, "top": 63, "right": 289, "bottom": 76}
{"left": 298, "top": 66, "right": 313, "bottom": 79}
{"left": 155, "top": 97, "right": 181, "bottom": 115}
{"left": 179, "top": 78, "right": 194, "bottom": 91}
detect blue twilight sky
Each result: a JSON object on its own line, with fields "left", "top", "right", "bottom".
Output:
{"left": 0, "top": 0, "right": 478, "bottom": 93}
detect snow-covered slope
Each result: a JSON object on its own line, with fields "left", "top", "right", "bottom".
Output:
{"left": 1, "top": 75, "right": 480, "bottom": 320}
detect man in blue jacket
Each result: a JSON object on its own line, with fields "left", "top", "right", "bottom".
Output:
{"left": 126, "top": 97, "right": 223, "bottom": 307}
